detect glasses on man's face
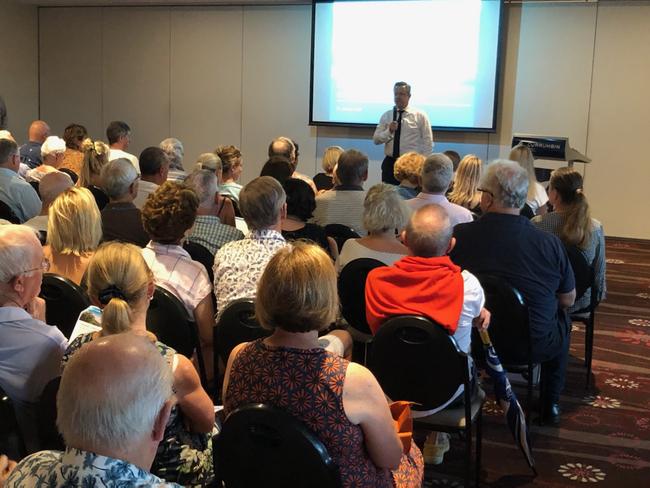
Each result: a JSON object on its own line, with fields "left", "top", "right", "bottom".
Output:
{"left": 478, "top": 188, "right": 494, "bottom": 198}
{"left": 22, "top": 258, "right": 50, "bottom": 275}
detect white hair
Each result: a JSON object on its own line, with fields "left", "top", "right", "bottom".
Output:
{"left": 40, "top": 136, "right": 66, "bottom": 157}
{"left": 195, "top": 153, "right": 222, "bottom": 173}
{"left": 101, "top": 158, "right": 138, "bottom": 199}
{"left": 0, "top": 225, "right": 41, "bottom": 282}
{"left": 421, "top": 153, "right": 453, "bottom": 193}
{"left": 480, "top": 159, "right": 529, "bottom": 209}
{"left": 159, "top": 138, "right": 184, "bottom": 170}
{"left": 57, "top": 333, "right": 173, "bottom": 452}
{"left": 363, "top": 183, "right": 410, "bottom": 233}
{"left": 184, "top": 169, "right": 218, "bottom": 208}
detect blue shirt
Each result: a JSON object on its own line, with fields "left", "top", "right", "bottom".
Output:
{"left": 19, "top": 141, "right": 43, "bottom": 169}
{"left": 0, "top": 167, "right": 42, "bottom": 222}
{"left": 451, "top": 213, "right": 575, "bottom": 357}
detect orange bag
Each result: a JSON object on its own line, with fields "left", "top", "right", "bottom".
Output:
{"left": 389, "top": 401, "right": 413, "bottom": 454}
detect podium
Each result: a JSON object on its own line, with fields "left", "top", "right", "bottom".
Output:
{"left": 511, "top": 134, "right": 591, "bottom": 182}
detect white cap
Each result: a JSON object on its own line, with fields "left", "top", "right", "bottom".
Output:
{"left": 41, "top": 135, "right": 66, "bottom": 157}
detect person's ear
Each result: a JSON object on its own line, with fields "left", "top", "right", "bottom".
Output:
{"left": 147, "top": 280, "right": 155, "bottom": 301}
{"left": 11, "top": 275, "right": 26, "bottom": 295}
{"left": 400, "top": 229, "right": 408, "bottom": 247}
{"left": 361, "top": 169, "right": 368, "bottom": 182}
{"left": 152, "top": 399, "right": 174, "bottom": 443}
{"left": 280, "top": 202, "right": 288, "bottom": 220}
{"left": 446, "top": 236, "right": 456, "bottom": 255}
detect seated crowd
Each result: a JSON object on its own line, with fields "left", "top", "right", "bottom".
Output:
{"left": 0, "top": 118, "right": 606, "bottom": 487}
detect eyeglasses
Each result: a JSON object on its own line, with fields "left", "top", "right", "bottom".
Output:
{"left": 22, "top": 258, "right": 50, "bottom": 275}
{"left": 478, "top": 188, "right": 494, "bottom": 198}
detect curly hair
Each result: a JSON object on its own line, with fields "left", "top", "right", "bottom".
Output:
{"left": 78, "top": 138, "right": 110, "bottom": 188}
{"left": 214, "top": 145, "right": 242, "bottom": 175}
{"left": 393, "top": 151, "right": 424, "bottom": 185}
{"left": 141, "top": 181, "right": 198, "bottom": 244}
{"left": 63, "top": 124, "right": 88, "bottom": 150}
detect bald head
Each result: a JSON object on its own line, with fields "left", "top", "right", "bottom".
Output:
{"left": 404, "top": 204, "right": 453, "bottom": 257}
{"left": 39, "top": 171, "right": 73, "bottom": 207}
{"left": 28, "top": 120, "right": 50, "bottom": 143}
{"left": 268, "top": 137, "right": 296, "bottom": 166}
{"left": 57, "top": 333, "right": 173, "bottom": 454}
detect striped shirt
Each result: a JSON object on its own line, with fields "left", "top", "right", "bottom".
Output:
{"left": 312, "top": 186, "right": 367, "bottom": 235}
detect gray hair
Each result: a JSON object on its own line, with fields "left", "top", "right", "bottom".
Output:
{"left": 421, "top": 153, "right": 453, "bottom": 193}
{"left": 480, "top": 159, "right": 529, "bottom": 209}
{"left": 185, "top": 169, "right": 218, "bottom": 208}
{"left": 40, "top": 136, "right": 66, "bottom": 157}
{"left": 239, "top": 176, "right": 286, "bottom": 231}
{"left": 405, "top": 204, "right": 452, "bottom": 258}
{"left": 195, "top": 153, "right": 222, "bottom": 174}
{"left": 101, "top": 158, "right": 138, "bottom": 199}
{"left": 159, "top": 138, "right": 184, "bottom": 170}
{"left": 57, "top": 333, "right": 173, "bottom": 452}
{"left": 363, "top": 183, "right": 410, "bottom": 234}
{"left": 0, "top": 225, "right": 41, "bottom": 282}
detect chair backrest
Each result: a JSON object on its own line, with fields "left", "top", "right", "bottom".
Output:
{"left": 338, "top": 258, "right": 385, "bottom": 335}
{"left": 222, "top": 194, "right": 241, "bottom": 218}
{"left": 87, "top": 185, "right": 109, "bottom": 210}
{"left": 520, "top": 203, "right": 535, "bottom": 219}
{"left": 0, "top": 200, "right": 20, "bottom": 224}
{"left": 40, "top": 273, "right": 90, "bottom": 338}
{"left": 183, "top": 241, "right": 215, "bottom": 284}
{"left": 368, "top": 316, "right": 468, "bottom": 412}
{"left": 37, "top": 376, "right": 64, "bottom": 451}
{"left": 216, "top": 403, "right": 341, "bottom": 488}
{"left": 58, "top": 168, "right": 78, "bottom": 184}
{"left": 475, "top": 274, "right": 530, "bottom": 365}
{"left": 146, "top": 286, "right": 196, "bottom": 358}
{"left": 215, "top": 299, "right": 269, "bottom": 365}
{"left": 565, "top": 245, "right": 594, "bottom": 301}
{"left": 29, "top": 181, "right": 40, "bottom": 197}
{"left": 324, "top": 224, "right": 360, "bottom": 251}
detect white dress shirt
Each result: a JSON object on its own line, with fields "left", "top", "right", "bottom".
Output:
{"left": 373, "top": 106, "right": 434, "bottom": 156}
{"left": 134, "top": 179, "right": 159, "bottom": 209}
{"left": 108, "top": 148, "right": 140, "bottom": 173}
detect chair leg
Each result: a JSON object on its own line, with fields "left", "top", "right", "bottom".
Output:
{"left": 465, "top": 424, "right": 472, "bottom": 488}
{"left": 475, "top": 410, "right": 483, "bottom": 488}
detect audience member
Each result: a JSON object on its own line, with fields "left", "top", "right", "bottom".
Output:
{"left": 190, "top": 154, "right": 237, "bottom": 226}
{"left": 141, "top": 181, "right": 215, "bottom": 376}
{"left": 407, "top": 153, "right": 473, "bottom": 226}
{"left": 213, "top": 176, "right": 288, "bottom": 315}
{"left": 215, "top": 144, "right": 243, "bottom": 202}
{"left": 134, "top": 146, "right": 169, "bottom": 208}
{"left": 312, "top": 149, "right": 369, "bottom": 233}
{"left": 59, "top": 123, "right": 88, "bottom": 177}
{"left": 281, "top": 178, "right": 337, "bottom": 258}
{"left": 0, "top": 225, "right": 66, "bottom": 451}
{"left": 195, "top": 152, "right": 221, "bottom": 173}
{"left": 0, "top": 139, "right": 41, "bottom": 222}
{"left": 19, "top": 120, "right": 50, "bottom": 168}
{"left": 44, "top": 187, "right": 102, "bottom": 285}
{"left": 447, "top": 154, "right": 483, "bottom": 215}
{"left": 63, "top": 243, "right": 215, "bottom": 485}
{"left": 185, "top": 169, "right": 244, "bottom": 255}
{"left": 260, "top": 155, "right": 294, "bottom": 184}
{"left": 24, "top": 171, "right": 73, "bottom": 233}
{"left": 6, "top": 333, "right": 180, "bottom": 487}
{"left": 160, "top": 137, "right": 186, "bottom": 181}
{"left": 314, "top": 145, "right": 342, "bottom": 192}
{"left": 509, "top": 143, "right": 549, "bottom": 215}
{"left": 25, "top": 135, "right": 66, "bottom": 183}
{"left": 223, "top": 242, "right": 422, "bottom": 487}
{"left": 451, "top": 160, "right": 575, "bottom": 423}
{"left": 78, "top": 138, "right": 110, "bottom": 188}
{"left": 107, "top": 121, "right": 139, "bottom": 171}
{"left": 268, "top": 136, "right": 317, "bottom": 193}
{"left": 443, "top": 150, "right": 461, "bottom": 172}
{"left": 393, "top": 151, "right": 424, "bottom": 200}
{"left": 100, "top": 158, "right": 149, "bottom": 247}
{"left": 533, "top": 167, "right": 606, "bottom": 312}
{"left": 337, "top": 183, "right": 409, "bottom": 272}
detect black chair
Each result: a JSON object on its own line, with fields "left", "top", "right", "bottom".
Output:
{"left": 40, "top": 273, "right": 90, "bottom": 338}
{"left": 215, "top": 299, "right": 269, "bottom": 369}
{"left": 520, "top": 203, "right": 535, "bottom": 219}
{"left": 565, "top": 245, "right": 601, "bottom": 389}
{"left": 324, "top": 224, "right": 359, "bottom": 252}
{"left": 29, "top": 180, "right": 40, "bottom": 197}
{"left": 368, "top": 316, "right": 485, "bottom": 488}
{"left": 0, "top": 387, "right": 25, "bottom": 459}
{"left": 222, "top": 194, "right": 241, "bottom": 218}
{"left": 0, "top": 200, "right": 20, "bottom": 224}
{"left": 37, "top": 377, "right": 64, "bottom": 451}
{"left": 58, "top": 168, "right": 78, "bottom": 184}
{"left": 87, "top": 185, "right": 109, "bottom": 210}
{"left": 475, "top": 274, "right": 541, "bottom": 425}
{"left": 146, "top": 286, "right": 207, "bottom": 386}
{"left": 215, "top": 403, "right": 341, "bottom": 488}
{"left": 183, "top": 241, "right": 215, "bottom": 284}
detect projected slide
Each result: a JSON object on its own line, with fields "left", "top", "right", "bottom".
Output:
{"left": 311, "top": 0, "right": 502, "bottom": 130}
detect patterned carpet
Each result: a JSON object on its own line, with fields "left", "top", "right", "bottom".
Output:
{"left": 424, "top": 238, "right": 650, "bottom": 487}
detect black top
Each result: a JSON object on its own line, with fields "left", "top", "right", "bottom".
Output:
{"left": 451, "top": 212, "right": 575, "bottom": 357}
{"left": 101, "top": 202, "right": 149, "bottom": 247}
{"left": 282, "top": 223, "right": 331, "bottom": 256}
{"left": 313, "top": 173, "right": 333, "bottom": 192}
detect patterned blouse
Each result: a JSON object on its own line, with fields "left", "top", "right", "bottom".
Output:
{"left": 224, "top": 339, "right": 423, "bottom": 488}
{"left": 5, "top": 447, "right": 181, "bottom": 487}
{"left": 213, "top": 229, "right": 288, "bottom": 316}
{"left": 62, "top": 333, "right": 214, "bottom": 487}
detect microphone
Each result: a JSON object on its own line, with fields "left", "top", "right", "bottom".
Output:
{"left": 393, "top": 106, "right": 398, "bottom": 122}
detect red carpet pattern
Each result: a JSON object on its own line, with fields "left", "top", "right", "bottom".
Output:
{"left": 424, "top": 238, "right": 650, "bottom": 487}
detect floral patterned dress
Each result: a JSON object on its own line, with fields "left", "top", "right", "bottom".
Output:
{"left": 224, "top": 339, "right": 423, "bottom": 488}
{"left": 62, "top": 333, "right": 214, "bottom": 487}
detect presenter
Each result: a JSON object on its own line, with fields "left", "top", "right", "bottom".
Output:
{"left": 373, "top": 82, "right": 433, "bottom": 184}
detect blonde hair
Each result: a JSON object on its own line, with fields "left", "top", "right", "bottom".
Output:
{"left": 256, "top": 242, "right": 338, "bottom": 333}
{"left": 549, "top": 167, "right": 592, "bottom": 249}
{"left": 47, "top": 187, "right": 102, "bottom": 256}
{"left": 78, "top": 138, "right": 110, "bottom": 188}
{"left": 86, "top": 242, "right": 153, "bottom": 335}
{"left": 509, "top": 144, "right": 537, "bottom": 201}
{"left": 393, "top": 151, "right": 425, "bottom": 185}
{"left": 448, "top": 154, "right": 483, "bottom": 210}
{"left": 363, "top": 183, "right": 410, "bottom": 234}
{"left": 321, "top": 146, "right": 343, "bottom": 174}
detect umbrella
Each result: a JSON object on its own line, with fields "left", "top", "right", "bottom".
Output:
{"left": 479, "top": 329, "right": 537, "bottom": 476}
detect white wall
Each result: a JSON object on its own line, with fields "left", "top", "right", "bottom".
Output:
{"left": 35, "top": 2, "right": 650, "bottom": 239}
